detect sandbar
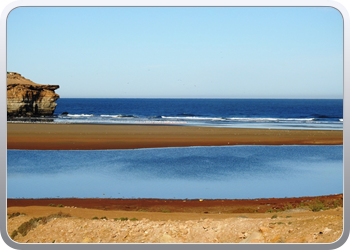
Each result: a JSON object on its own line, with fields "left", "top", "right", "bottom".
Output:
{"left": 7, "top": 123, "right": 343, "bottom": 150}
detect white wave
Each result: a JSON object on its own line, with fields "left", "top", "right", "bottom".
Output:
{"left": 339, "top": 119, "right": 343, "bottom": 122}
{"left": 282, "top": 118, "right": 315, "bottom": 121}
{"left": 161, "top": 116, "right": 316, "bottom": 122}
{"left": 66, "top": 114, "right": 94, "bottom": 117}
{"left": 161, "top": 116, "right": 226, "bottom": 121}
{"left": 101, "top": 114, "right": 123, "bottom": 118}
{"left": 226, "top": 117, "right": 314, "bottom": 122}
{"left": 100, "top": 114, "right": 137, "bottom": 118}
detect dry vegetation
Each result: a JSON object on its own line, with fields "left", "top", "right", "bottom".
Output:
{"left": 7, "top": 196, "right": 343, "bottom": 244}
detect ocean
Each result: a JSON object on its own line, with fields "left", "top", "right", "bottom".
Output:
{"left": 8, "top": 98, "right": 343, "bottom": 130}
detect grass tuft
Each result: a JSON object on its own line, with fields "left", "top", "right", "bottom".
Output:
{"left": 10, "top": 230, "right": 18, "bottom": 240}
{"left": 308, "top": 199, "right": 325, "bottom": 212}
{"left": 114, "top": 217, "right": 128, "bottom": 221}
{"left": 333, "top": 199, "right": 342, "bottom": 208}
{"left": 8, "top": 212, "right": 26, "bottom": 219}
{"left": 283, "top": 203, "right": 293, "bottom": 210}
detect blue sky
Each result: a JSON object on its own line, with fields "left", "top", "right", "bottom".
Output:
{"left": 7, "top": 7, "right": 343, "bottom": 98}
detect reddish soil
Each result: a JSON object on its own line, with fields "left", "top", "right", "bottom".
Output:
{"left": 7, "top": 194, "right": 343, "bottom": 214}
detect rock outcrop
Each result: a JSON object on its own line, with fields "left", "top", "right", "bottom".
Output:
{"left": 7, "top": 72, "right": 59, "bottom": 117}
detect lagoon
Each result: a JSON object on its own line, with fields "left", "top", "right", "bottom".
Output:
{"left": 7, "top": 145, "right": 343, "bottom": 199}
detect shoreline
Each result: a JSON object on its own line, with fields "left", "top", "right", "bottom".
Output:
{"left": 7, "top": 123, "right": 343, "bottom": 150}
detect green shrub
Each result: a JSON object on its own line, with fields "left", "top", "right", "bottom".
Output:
{"left": 308, "top": 199, "right": 324, "bottom": 212}
{"left": 286, "top": 215, "right": 292, "bottom": 218}
{"left": 271, "top": 214, "right": 278, "bottom": 219}
{"left": 8, "top": 212, "right": 20, "bottom": 219}
{"left": 14, "top": 212, "right": 71, "bottom": 238}
{"left": 114, "top": 217, "right": 128, "bottom": 221}
{"left": 130, "top": 218, "right": 138, "bottom": 221}
{"left": 57, "top": 204, "right": 64, "bottom": 207}
{"left": 17, "top": 217, "right": 42, "bottom": 236}
{"left": 100, "top": 216, "right": 108, "bottom": 220}
{"left": 333, "top": 199, "right": 342, "bottom": 208}
{"left": 10, "top": 230, "right": 18, "bottom": 240}
{"left": 284, "top": 203, "right": 293, "bottom": 210}
{"left": 8, "top": 212, "right": 25, "bottom": 219}
{"left": 265, "top": 209, "right": 274, "bottom": 213}
{"left": 92, "top": 217, "right": 99, "bottom": 220}
{"left": 48, "top": 204, "right": 56, "bottom": 207}
{"left": 46, "top": 211, "right": 71, "bottom": 219}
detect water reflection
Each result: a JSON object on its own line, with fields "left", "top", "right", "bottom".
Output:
{"left": 7, "top": 117, "right": 55, "bottom": 123}
{"left": 7, "top": 146, "right": 343, "bottom": 199}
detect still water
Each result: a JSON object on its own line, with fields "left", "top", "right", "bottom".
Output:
{"left": 7, "top": 146, "right": 343, "bottom": 199}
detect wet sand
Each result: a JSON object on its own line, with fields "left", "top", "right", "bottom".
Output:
{"left": 7, "top": 123, "right": 343, "bottom": 150}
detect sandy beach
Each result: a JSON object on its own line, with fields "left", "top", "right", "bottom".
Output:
{"left": 7, "top": 123, "right": 343, "bottom": 150}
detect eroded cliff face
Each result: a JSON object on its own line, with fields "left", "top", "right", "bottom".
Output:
{"left": 7, "top": 72, "right": 60, "bottom": 117}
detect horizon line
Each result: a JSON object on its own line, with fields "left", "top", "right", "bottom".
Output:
{"left": 56, "top": 97, "right": 344, "bottom": 99}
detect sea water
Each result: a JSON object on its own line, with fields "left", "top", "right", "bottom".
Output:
{"left": 7, "top": 145, "right": 343, "bottom": 199}
{"left": 8, "top": 98, "right": 343, "bottom": 130}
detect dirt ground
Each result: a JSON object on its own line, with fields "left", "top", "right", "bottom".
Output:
{"left": 7, "top": 194, "right": 344, "bottom": 243}
{"left": 7, "top": 194, "right": 343, "bottom": 214}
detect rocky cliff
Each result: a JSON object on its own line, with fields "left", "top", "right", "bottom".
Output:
{"left": 7, "top": 72, "right": 59, "bottom": 117}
